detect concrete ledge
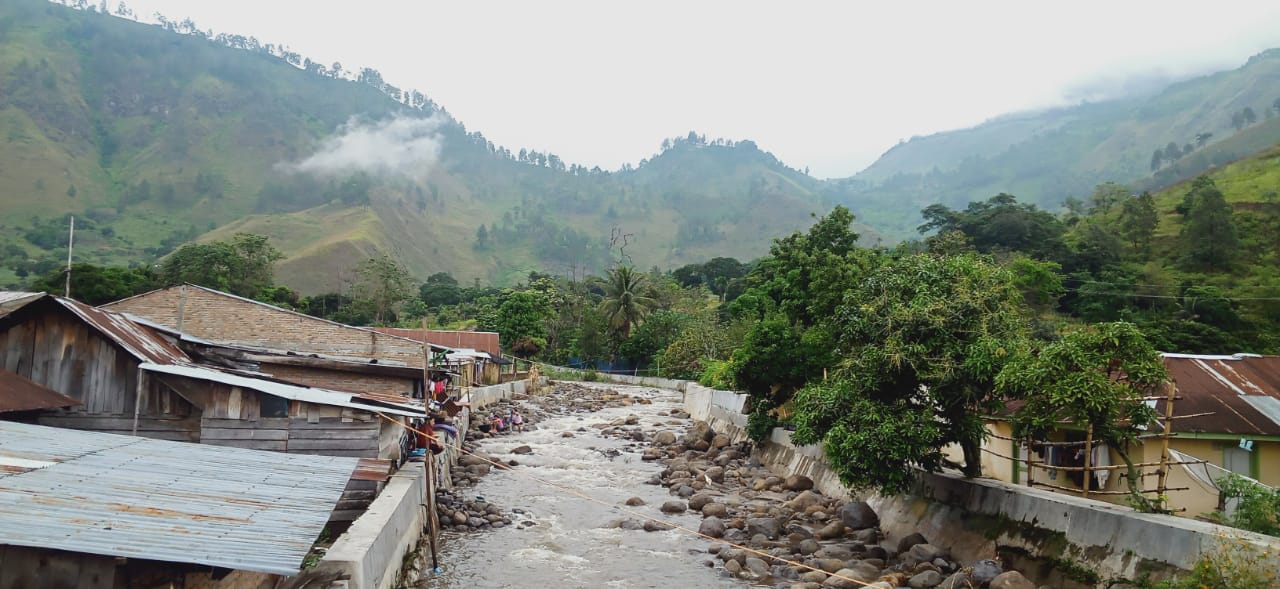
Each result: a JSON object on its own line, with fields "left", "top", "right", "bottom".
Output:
{"left": 679, "top": 382, "right": 1280, "bottom": 581}
{"left": 317, "top": 464, "right": 426, "bottom": 589}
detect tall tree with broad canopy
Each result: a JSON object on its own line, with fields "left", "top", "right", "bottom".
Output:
{"left": 996, "top": 322, "right": 1166, "bottom": 511}
{"left": 159, "top": 232, "right": 281, "bottom": 298}
{"left": 790, "top": 252, "right": 1030, "bottom": 493}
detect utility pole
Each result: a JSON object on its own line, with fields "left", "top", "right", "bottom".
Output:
{"left": 64, "top": 216, "right": 75, "bottom": 297}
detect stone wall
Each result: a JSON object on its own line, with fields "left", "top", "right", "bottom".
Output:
{"left": 679, "top": 383, "right": 1280, "bottom": 583}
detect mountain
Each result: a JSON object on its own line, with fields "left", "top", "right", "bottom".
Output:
{"left": 844, "top": 49, "right": 1280, "bottom": 239}
{"left": 0, "top": 0, "right": 844, "bottom": 292}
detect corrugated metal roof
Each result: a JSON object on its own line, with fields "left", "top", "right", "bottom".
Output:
{"left": 56, "top": 296, "right": 191, "bottom": 365}
{"left": 0, "top": 421, "right": 357, "bottom": 575}
{"left": 0, "top": 291, "right": 42, "bottom": 306}
{"left": 1161, "top": 354, "right": 1280, "bottom": 436}
{"left": 0, "top": 370, "right": 80, "bottom": 413}
{"left": 140, "top": 363, "right": 426, "bottom": 418}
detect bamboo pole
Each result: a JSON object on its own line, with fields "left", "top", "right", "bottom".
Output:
{"left": 980, "top": 448, "right": 1204, "bottom": 471}
{"left": 1156, "top": 382, "right": 1177, "bottom": 510}
{"left": 1083, "top": 424, "right": 1093, "bottom": 497}
{"left": 422, "top": 316, "right": 440, "bottom": 572}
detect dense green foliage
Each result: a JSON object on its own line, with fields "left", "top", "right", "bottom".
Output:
{"left": 1214, "top": 475, "right": 1280, "bottom": 537}
{"left": 997, "top": 322, "right": 1167, "bottom": 510}
{"left": 159, "top": 233, "right": 282, "bottom": 298}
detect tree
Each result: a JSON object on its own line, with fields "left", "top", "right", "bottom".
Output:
{"left": 1120, "top": 191, "right": 1159, "bottom": 255}
{"left": 1243, "top": 106, "right": 1257, "bottom": 126}
{"left": 1195, "top": 132, "right": 1213, "bottom": 148}
{"left": 919, "top": 194, "right": 1068, "bottom": 264}
{"left": 790, "top": 252, "right": 1031, "bottom": 493}
{"left": 496, "top": 291, "right": 551, "bottom": 358}
{"left": 31, "top": 263, "right": 158, "bottom": 305}
{"left": 1088, "top": 182, "right": 1130, "bottom": 214}
{"left": 1232, "top": 111, "right": 1246, "bottom": 131}
{"left": 1150, "top": 148, "right": 1163, "bottom": 171}
{"left": 475, "top": 224, "right": 489, "bottom": 250}
{"left": 598, "top": 265, "right": 656, "bottom": 339}
{"left": 1165, "top": 141, "right": 1182, "bottom": 160}
{"left": 749, "top": 206, "right": 868, "bottom": 327}
{"left": 1179, "top": 176, "right": 1239, "bottom": 272}
{"left": 419, "top": 272, "right": 461, "bottom": 307}
{"left": 996, "top": 322, "right": 1166, "bottom": 510}
{"left": 352, "top": 254, "right": 414, "bottom": 325}
{"left": 159, "top": 233, "right": 281, "bottom": 298}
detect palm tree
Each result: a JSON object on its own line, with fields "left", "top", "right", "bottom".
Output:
{"left": 599, "top": 266, "right": 657, "bottom": 339}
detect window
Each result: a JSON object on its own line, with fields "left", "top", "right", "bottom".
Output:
{"left": 260, "top": 394, "right": 288, "bottom": 418}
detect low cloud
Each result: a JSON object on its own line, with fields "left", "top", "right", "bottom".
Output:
{"left": 282, "top": 114, "right": 446, "bottom": 177}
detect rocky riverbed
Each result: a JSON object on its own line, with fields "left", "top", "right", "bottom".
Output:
{"left": 422, "top": 381, "right": 1042, "bottom": 589}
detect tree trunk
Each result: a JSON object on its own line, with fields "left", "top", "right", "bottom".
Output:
{"left": 961, "top": 439, "right": 982, "bottom": 478}
{"left": 1115, "top": 445, "right": 1151, "bottom": 512}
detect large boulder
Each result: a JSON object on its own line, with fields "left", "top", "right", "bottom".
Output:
{"left": 660, "top": 500, "right": 687, "bottom": 514}
{"left": 906, "top": 544, "right": 948, "bottom": 564}
{"left": 704, "top": 466, "right": 726, "bottom": 483}
{"left": 838, "top": 501, "right": 879, "bottom": 530}
{"left": 699, "top": 516, "right": 727, "bottom": 538}
{"left": 897, "top": 532, "right": 928, "bottom": 554}
{"left": 908, "top": 570, "right": 943, "bottom": 589}
{"left": 784, "top": 474, "right": 815, "bottom": 491}
{"left": 815, "top": 520, "right": 846, "bottom": 540}
{"left": 701, "top": 502, "right": 729, "bottom": 518}
{"left": 989, "top": 571, "right": 1036, "bottom": 589}
{"left": 688, "top": 493, "right": 716, "bottom": 511}
{"left": 969, "top": 559, "right": 1003, "bottom": 586}
{"left": 652, "top": 430, "right": 677, "bottom": 445}
{"left": 711, "top": 433, "right": 732, "bottom": 449}
{"left": 746, "top": 517, "right": 782, "bottom": 540}
{"left": 786, "top": 490, "right": 824, "bottom": 511}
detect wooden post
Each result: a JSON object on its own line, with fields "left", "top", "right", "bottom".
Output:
{"left": 1083, "top": 423, "right": 1094, "bottom": 497}
{"left": 420, "top": 315, "right": 440, "bottom": 571}
{"left": 1026, "top": 437, "right": 1035, "bottom": 488}
{"left": 131, "top": 367, "right": 146, "bottom": 436}
{"left": 1156, "top": 382, "right": 1177, "bottom": 511}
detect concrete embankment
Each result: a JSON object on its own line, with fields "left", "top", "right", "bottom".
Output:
{"left": 313, "top": 378, "right": 545, "bottom": 589}
{"left": 593, "top": 373, "right": 1280, "bottom": 585}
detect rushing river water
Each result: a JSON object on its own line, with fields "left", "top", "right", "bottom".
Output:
{"left": 430, "top": 384, "right": 750, "bottom": 589}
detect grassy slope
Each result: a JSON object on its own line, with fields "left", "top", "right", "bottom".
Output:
{"left": 845, "top": 50, "right": 1280, "bottom": 241}
{"left": 0, "top": 0, "right": 835, "bottom": 291}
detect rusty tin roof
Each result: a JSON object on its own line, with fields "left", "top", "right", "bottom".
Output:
{"left": 0, "top": 370, "right": 81, "bottom": 413}
{"left": 1161, "top": 354, "right": 1280, "bottom": 436}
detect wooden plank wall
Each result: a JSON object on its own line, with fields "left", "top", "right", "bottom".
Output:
{"left": 0, "top": 312, "right": 201, "bottom": 441}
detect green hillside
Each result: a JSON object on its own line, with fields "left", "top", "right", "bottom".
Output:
{"left": 846, "top": 50, "right": 1280, "bottom": 239}
{"left": 0, "top": 0, "right": 839, "bottom": 292}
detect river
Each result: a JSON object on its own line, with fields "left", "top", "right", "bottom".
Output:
{"left": 428, "top": 383, "right": 751, "bottom": 589}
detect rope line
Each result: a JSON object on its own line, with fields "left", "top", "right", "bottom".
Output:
{"left": 378, "top": 412, "right": 885, "bottom": 588}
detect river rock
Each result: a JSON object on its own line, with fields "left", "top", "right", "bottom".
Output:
{"left": 863, "top": 546, "right": 887, "bottom": 561}
{"left": 702, "top": 502, "right": 729, "bottom": 518}
{"left": 815, "top": 545, "right": 856, "bottom": 561}
{"left": 838, "top": 501, "right": 879, "bottom": 530}
{"left": 704, "top": 466, "right": 726, "bottom": 482}
{"left": 970, "top": 559, "right": 1003, "bottom": 585}
{"left": 798, "top": 538, "right": 821, "bottom": 555}
{"left": 458, "top": 455, "right": 489, "bottom": 467}
{"left": 725, "top": 559, "right": 742, "bottom": 575}
{"left": 815, "top": 520, "right": 845, "bottom": 540}
{"left": 747, "top": 517, "right": 781, "bottom": 540}
{"left": 643, "top": 520, "right": 673, "bottom": 532}
{"left": 653, "top": 430, "right": 677, "bottom": 445}
{"left": 786, "top": 490, "right": 823, "bottom": 511}
{"left": 908, "top": 570, "right": 943, "bottom": 588}
{"left": 897, "top": 532, "right": 928, "bottom": 554}
{"left": 699, "top": 516, "right": 727, "bottom": 538}
{"left": 711, "top": 433, "right": 731, "bottom": 448}
{"left": 691, "top": 440, "right": 711, "bottom": 452}
{"left": 688, "top": 493, "right": 715, "bottom": 511}
{"left": 941, "top": 572, "right": 971, "bottom": 588}
{"left": 822, "top": 566, "right": 873, "bottom": 589}
{"left": 849, "top": 527, "right": 879, "bottom": 545}
{"left": 660, "top": 500, "right": 687, "bottom": 514}
{"left": 624, "top": 496, "right": 646, "bottom": 506}
{"left": 560, "top": 431, "right": 575, "bottom": 438}
{"left": 907, "top": 544, "right": 947, "bottom": 564}
{"left": 784, "top": 474, "right": 815, "bottom": 491}
{"left": 800, "top": 570, "right": 828, "bottom": 583}
{"left": 452, "top": 511, "right": 467, "bottom": 525}
{"left": 745, "top": 557, "right": 770, "bottom": 576}
{"left": 990, "top": 571, "right": 1035, "bottom": 589}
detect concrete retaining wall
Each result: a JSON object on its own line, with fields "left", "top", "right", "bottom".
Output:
{"left": 316, "top": 464, "right": 427, "bottom": 589}
{"left": 680, "top": 385, "right": 1280, "bottom": 582}
{"left": 465, "top": 378, "right": 544, "bottom": 409}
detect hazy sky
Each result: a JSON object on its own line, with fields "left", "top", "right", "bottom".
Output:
{"left": 116, "top": 1, "right": 1280, "bottom": 178}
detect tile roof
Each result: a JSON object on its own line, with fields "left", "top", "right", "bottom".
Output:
{"left": 0, "top": 421, "right": 357, "bottom": 575}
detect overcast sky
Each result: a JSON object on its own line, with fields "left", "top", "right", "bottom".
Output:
{"left": 116, "top": 1, "right": 1280, "bottom": 178}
